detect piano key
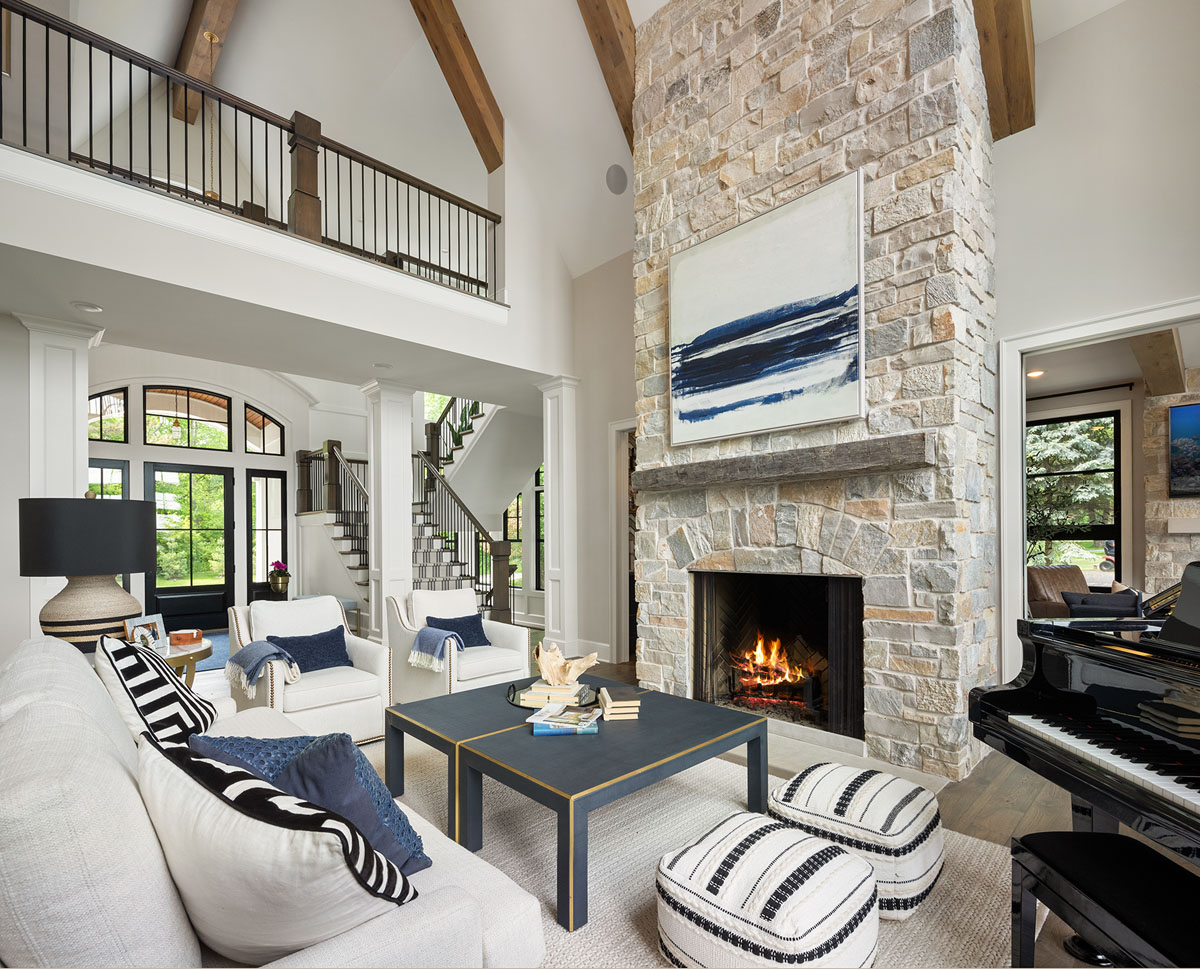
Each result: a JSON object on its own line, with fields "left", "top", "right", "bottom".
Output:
{"left": 1009, "top": 713, "right": 1200, "bottom": 814}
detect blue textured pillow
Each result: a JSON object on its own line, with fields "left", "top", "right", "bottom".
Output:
{"left": 189, "top": 733, "right": 431, "bottom": 875}
{"left": 425, "top": 613, "right": 490, "bottom": 648}
{"left": 265, "top": 625, "right": 351, "bottom": 673}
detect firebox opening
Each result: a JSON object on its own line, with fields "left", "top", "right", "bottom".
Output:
{"left": 692, "top": 572, "right": 864, "bottom": 741}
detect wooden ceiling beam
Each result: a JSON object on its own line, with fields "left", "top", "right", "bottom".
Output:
{"left": 973, "top": 0, "right": 1035, "bottom": 141}
{"left": 409, "top": 0, "right": 504, "bottom": 173}
{"left": 1130, "top": 329, "right": 1187, "bottom": 397}
{"left": 576, "top": 0, "right": 635, "bottom": 153}
{"left": 171, "top": 0, "right": 240, "bottom": 124}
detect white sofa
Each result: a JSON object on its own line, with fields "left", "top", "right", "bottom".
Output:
{"left": 386, "top": 589, "right": 530, "bottom": 704}
{"left": 0, "top": 636, "right": 544, "bottom": 968}
{"left": 228, "top": 596, "right": 389, "bottom": 744}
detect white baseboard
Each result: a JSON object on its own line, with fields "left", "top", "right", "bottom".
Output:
{"left": 573, "top": 638, "right": 613, "bottom": 664}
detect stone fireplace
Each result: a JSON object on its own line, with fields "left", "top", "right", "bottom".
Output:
{"left": 692, "top": 571, "right": 864, "bottom": 740}
{"left": 631, "top": 0, "right": 999, "bottom": 781}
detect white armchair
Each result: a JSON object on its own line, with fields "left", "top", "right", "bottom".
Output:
{"left": 227, "top": 596, "right": 391, "bottom": 744}
{"left": 386, "top": 588, "right": 530, "bottom": 703}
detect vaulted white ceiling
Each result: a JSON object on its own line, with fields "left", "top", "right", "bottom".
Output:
{"left": 42, "top": 0, "right": 633, "bottom": 279}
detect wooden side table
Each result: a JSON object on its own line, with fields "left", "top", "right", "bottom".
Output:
{"left": 161, "top": 639, "right": 212, "bottom": 687}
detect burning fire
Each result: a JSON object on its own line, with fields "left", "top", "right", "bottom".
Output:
{"left": 731, "top": 633, "right": 805, "bottom": 688}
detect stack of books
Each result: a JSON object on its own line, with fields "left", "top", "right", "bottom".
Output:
{"left": 527, "top": 704, "right": 602, "bottom": 736}
{"left": 514, "top": 679, "right": 589, "bottom": 708}
{"left": 599, "top": 686, "right": 641, "bottom": 721}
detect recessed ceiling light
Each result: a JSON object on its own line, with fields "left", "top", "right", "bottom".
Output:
{"left": 1025, "top": 369, "right": 1045, "bottom": 378}
{"left": 70, "top": 300, "right": 104, "bottom": 313}
{"left": 372, "top": 362, "right": 393, "bottom": 370}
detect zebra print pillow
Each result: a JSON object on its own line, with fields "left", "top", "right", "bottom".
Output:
{"left": 94, "top": 635, "right": 217, "bottom": 743}
{"left": 137, "top": 733, "right": 417, "bottom": 963}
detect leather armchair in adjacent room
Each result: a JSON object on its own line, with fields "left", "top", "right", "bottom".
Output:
{"left": 1027, "top": 564, "right": 1091, "bottom": 619}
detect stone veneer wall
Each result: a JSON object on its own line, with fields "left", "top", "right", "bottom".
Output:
{"left": 632, "top": 0, "right": 998, "bottom": 780}
{"left": 1145, "top": 368, "right": 1200, "bottom": 593}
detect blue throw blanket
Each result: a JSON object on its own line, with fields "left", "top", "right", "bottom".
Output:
{"left": 408, "top": 626, "right": 465, "bottom": 673}
{"left": 225, "top": 639, "right": 301, "bottom": 699}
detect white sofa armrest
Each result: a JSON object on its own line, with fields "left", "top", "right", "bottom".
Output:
{"left": 230, "top": 658, "right": 289, "bottom": 713}
{"left": 262, "top": 887, "right": 483, "bottom": 968}
{"left": 344, "top": 634, "right": 389, "bottom": 680}
{"left": 481, "top": 621, "right": 529, "bottom": 665}
{"left": 386, "top": 596, "right": 453, "bottom": 703}
{"left": 211, "top": 695, "right": 238, "bottom": 721}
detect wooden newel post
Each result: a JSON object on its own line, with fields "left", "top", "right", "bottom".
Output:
{"left": 425, "top": 422, "right": 441, "bottom": 467}
{"left": 296, "top": 451, "right": 312, "bottom": 513}
{"left": 288, "top": 111, "right": 322, "bottom": 242}
{"left": 324, "top": 440, "right": 342, "bottom": 512}
{"left": 489, "top": 539, "right": 512, "bottom": 624}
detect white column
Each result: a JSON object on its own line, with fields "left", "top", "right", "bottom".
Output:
{"left": 20, "top": 316, "right": 104, "bottom": 634}
{"left": 361, "top": 379, "right": 416, "bottom": 641}
{"left": 538, "top": 376, "right": 580, "bottom": 652}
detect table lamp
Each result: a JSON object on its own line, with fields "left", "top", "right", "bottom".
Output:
{"left": 19, "top": 496, "right": 156, "bottom": 653}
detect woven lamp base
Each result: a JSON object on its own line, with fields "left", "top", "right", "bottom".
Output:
{"left": 38, "top": 574, "right": 143, "bottom": 654}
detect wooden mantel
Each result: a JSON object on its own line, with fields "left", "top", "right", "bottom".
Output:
{"left": 630, "top": 431, "right": 937, "bottom": 492}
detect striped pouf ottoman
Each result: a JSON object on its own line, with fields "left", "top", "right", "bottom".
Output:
{"left": 657, "top": 812, "right": 879, "bottom": 967}
{"left": 767, "top": 763, "right": 944, "bottom": 921}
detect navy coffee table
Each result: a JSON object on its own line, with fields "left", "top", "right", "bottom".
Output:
{"left": 386, "top": 678, "right": 767, "bottom": 931}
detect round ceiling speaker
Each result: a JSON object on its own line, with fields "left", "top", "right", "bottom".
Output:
{"left": 606, "top": 163, "right": 628, "bottom": 195}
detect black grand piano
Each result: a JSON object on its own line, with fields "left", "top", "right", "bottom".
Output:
{"left": 970, "top": 566, "right": 1200, "bottom": 861}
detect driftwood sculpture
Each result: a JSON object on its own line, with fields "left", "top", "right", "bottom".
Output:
{"left": 533, "top": 642, "right": 598, "bottom": 686}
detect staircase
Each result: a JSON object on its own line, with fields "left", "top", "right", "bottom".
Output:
{"left": 296, "top": 442, "right": 371, "bottom": 615}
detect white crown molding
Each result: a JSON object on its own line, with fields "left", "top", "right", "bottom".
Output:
{"left": 536, "top": 375, "right": 582, "bottom": 393}
{"left": 359, "top": 377, "right": 419, "bottom": 398}
{"left": 17, "top": 314, "right": 105, "bottom": 346}
{"left": 309, "top": 402, "right": 369, "bottom": 418}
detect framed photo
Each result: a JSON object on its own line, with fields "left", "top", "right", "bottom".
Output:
{"left": 1169, "top": 403, "right": 1200, "bottom": 497}
{"left": 124, "top": 613, "right": 167, "bottom": 649}
{"left": 668, "top": 169, "right": 865, "bottom": 446}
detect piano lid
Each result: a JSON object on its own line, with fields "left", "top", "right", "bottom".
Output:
{"left": 1156, "top": 562, "right": 1200, "bottom": 653}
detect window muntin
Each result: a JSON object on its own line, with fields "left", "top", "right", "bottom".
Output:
{"left": 504, "top": 493, "right": 522, "bottom": 591}
{"left": 245, "top": 405, "right": 284, "bottom": 456}
{"left": 88, "top": 388, "right": 127, "bottom": 442}
{"left": 248, "top": 471, "right": 286, "bottom": 587}
{"left": 1025, "top": 411, "right": 1121, "bottom": 585}
{"left": 145, "top": 387, "right": 231, "bottom": 450}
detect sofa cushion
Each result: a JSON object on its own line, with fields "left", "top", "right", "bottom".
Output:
{"left": 95, "top": 635, "right": 217, "bottom": 742}
{"left": 410, "top": 588, "right": 478, "bottom": 628}
{"left": 427, "top": 613, "right": 491, "bottom": 648}
{"left": 0, "top": 700, "right": 200, "bottom": 968}
{"left": 404, "top": 807, "right": 545, "bottom": 968}
{"left": 1060, "top": 590, "right": 1140, "bottom": 617}
{"left": 281, "top": 666, "right": 380, "bottom": 712}
{"left": 1027, "top": 564, "right": 1090, "bottom": 603}
{"left": 250, "top": 596, "right": 346, "bottom": 640}
{"left": 0, "top": 638, "right": 133, "bottom": 755}
{"left": 189, "top": 732, "right": 431, "bottom": 875}
{"left": 656, "top": 812, "right": 878, "bottom": 967}
{"left": 205, "top": 704, "right": 307, "bottom": 739}
{"left": 455, "top": 645, "right": 525, "bottom": 682}
{"left": 768, "top": 763, "right": 944, "bottom": 920}
{"left": 137, "top": 734, "right": 417, "bottom": 964}
{"left": 267, "top": 625, "right": 353, "bottom": 673}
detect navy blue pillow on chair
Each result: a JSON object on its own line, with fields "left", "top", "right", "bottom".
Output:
{"left": 265, "top": 625, "right": 351, "bottom": 673}
{"left": 188, "top": 732, "right": 431, "bottom": 875}
{"left": 425, "top": 613, "right": 490, "bottom": 648}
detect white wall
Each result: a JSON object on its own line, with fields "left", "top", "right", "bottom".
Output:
{"left": 994, "top": 0, "right": 1200, "bottom": 340}
{"left": 0, "top": 316, "right": 31, "bottom": 660}
{"left": 572, "top": 252, "right": 636, "bottom": 659}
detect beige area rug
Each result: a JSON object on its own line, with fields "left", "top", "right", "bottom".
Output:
{"left": 364, "top": 740, "right": 1012, "bottom": 968}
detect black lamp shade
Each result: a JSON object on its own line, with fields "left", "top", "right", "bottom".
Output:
{"left": 19, "top": 498, "right": 156, "bottom": 577}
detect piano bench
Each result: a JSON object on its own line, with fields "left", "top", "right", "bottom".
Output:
{"left": 1012, "top": 832, "right": 1200, "bottom": 967}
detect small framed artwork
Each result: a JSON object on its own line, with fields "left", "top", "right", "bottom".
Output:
{"left": 668, "top": 169, "right": 865, "bottom": 446}
{"left": 124, "top": 613, "right": 167, "bottom": 649}
{"left": 1169, "top": 403, "right": 1200, "bottom": 497}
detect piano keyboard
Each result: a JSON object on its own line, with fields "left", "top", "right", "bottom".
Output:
{"left": 1009, "top": 713, "right": 1200, "bottom": 814}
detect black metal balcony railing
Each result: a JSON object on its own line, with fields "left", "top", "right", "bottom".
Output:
{"left": 0, "top": 0, "right": 500, "bottom": 301}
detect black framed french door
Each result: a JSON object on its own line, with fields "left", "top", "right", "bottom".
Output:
{"left": 88, "top": 457, "right": 131, "bottom": 591}
{"left": 144, "top": 462, "right": 234, "bottom": 631}
{"left": 247, "top": 469, "right": 287, "bottom": 603}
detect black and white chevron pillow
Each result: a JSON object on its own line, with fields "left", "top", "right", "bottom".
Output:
{"left": 95, "top": 635, "right": 217, "bottom": 742}
{"left": 138, "top": 734, "right": 417, "bottom": 963}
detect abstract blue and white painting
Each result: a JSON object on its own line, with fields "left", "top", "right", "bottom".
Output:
{"left": 668, "top": 170, "right": 864, "bottom": 445}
